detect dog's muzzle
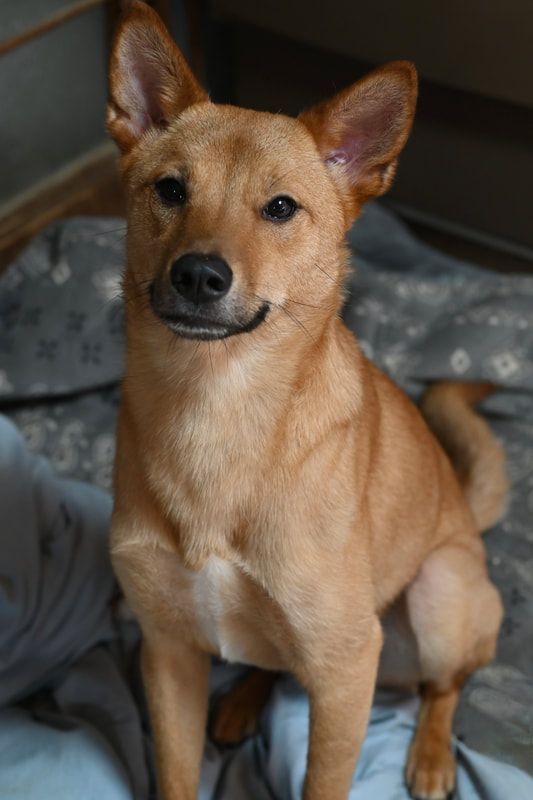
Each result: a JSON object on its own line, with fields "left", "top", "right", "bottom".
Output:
{"left": 149, "top": 252, "right": 269, "bottom": 341}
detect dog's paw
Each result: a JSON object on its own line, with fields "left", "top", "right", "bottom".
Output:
{"left": 406, "top": 741, "right": 456, "bottom": 800}
{"left": 209, "top": 690, "right": 260, "bottom": 747}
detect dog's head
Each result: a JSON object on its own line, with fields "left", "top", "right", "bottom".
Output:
{"left": 108, "top": 1, "right": 416, "bottom": 343}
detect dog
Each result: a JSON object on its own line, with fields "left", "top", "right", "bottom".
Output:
{"left": 107, "top": 3, "right": 508, "bottom": 799}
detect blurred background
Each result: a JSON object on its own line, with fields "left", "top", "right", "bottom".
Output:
{"left": 1, "top": 0, "right": 532, "bottom": 272}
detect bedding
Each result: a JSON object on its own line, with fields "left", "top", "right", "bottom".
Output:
{"left": 1, "top": 204, "right": 532, "bottom": 798}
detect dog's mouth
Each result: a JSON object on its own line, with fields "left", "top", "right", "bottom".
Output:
{"left": 150, "top": 294, "right": 270, "bottom": 341}
{"left": 158, "top": 305, "right": 269, "bottom": 340}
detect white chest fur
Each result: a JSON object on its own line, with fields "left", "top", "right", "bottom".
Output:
{"left": 191, "top": 556, "right": 245, "bottom": 662}
{"left": 178, "top": 555, "right": 284, "bottom": 670}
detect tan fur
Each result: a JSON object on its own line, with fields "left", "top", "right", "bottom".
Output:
{"left": 421, "top": 381, "right": 509, "bottom": 531}
{"left": 210, "top": 669, "right": 278, "bottom": 745}
{"left": 107, "top": 4, "right": 506, "bottom": 799}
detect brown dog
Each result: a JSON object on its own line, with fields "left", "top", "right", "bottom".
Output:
{"left": 107, "top": 3, "right": 508, "bottom": 799}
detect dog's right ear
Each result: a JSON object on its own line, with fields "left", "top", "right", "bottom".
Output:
{"left": 107, "top": 0, "right": 207, "bottom": 153}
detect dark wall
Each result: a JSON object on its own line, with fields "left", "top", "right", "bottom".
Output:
{"left": 0, "top": 1, "right": 189, "bottom": 210}
{"left": 211, "top": 8, "right": 533, "bottom": 252}
{"left": 1, "top": 4, "right": 109, "bottom": 206}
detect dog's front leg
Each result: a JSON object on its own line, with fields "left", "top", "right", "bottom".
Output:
{"left": 302, "top": 617, "right": 383, "bottom": 800}
{"left": 142, "top": 632, "right": 210, "bottom": 800}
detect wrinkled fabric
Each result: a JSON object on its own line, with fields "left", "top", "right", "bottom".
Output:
{"left": 0, "top": 416, "right": 115, "bottom": 705}
{"left": 0, "top": 416, "right": 149, "bottom": 799}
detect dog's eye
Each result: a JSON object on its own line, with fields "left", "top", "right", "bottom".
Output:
{"left": 155, "top": 177, "right": 186, "bottom": 207}
{"left": 262, "top": 195, "right": 298, "bottom": 222}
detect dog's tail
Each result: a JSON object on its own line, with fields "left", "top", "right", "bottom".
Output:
{"left": 420, "top": 382, "right": 509, "bottom": 532}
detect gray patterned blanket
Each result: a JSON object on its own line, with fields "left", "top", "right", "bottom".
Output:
{"left": 0, "top": 204, "right": 532, "bottom": 798}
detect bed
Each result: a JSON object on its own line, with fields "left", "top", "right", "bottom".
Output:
{"left": 1, "top": 203, "right": 532, "bottom": 799}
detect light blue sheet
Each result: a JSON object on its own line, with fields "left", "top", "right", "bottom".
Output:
{"left": 0, "top": 415, "right": 148, "bottom": 800}
{"left": 1, "top": 413, "right": 533, "bottom": 799}
{"left": 0, "top": 708, "right": 132, "bottom": 800}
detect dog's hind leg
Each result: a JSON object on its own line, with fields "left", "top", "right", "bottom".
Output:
{"left": 405, "top": 539, "right": 503, "bottom": 800}
{"left": 406, "top": 682, "right": 461, "bottom": 800}
{"left": 209, "top": 668, "right": 278, "bottom": 746}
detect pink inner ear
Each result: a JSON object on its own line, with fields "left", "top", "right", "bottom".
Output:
{"left": 326, "top": 95, "right": 403, "bottom": 180}
{"left": 325, "top": 140, "right": 365, "bottom": 180}
{"left": 121, "top": 47, "right": 169, "bottom": 139}
{"left": 325, "top": 150, "right": 349, "bottom": 167}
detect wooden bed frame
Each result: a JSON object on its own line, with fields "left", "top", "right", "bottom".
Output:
{"left": 0, "top": 0, "right": 196, "bottom": 273}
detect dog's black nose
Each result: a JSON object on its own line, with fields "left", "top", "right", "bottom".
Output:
{"left": 170, "top": 253, "right": 232, "bottom": 305}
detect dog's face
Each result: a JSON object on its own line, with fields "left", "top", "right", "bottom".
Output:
{"left": 116, "top": 103, "right": 346, "bottom": 341}
{"left": 108, "top": 2, "right": 416, "bottom": 343}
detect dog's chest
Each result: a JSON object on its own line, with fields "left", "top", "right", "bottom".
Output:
{"left": 176, "top": 554, "right": 285, "bottom": 670}
{"left": 149, "top": 390, "right": 272, "bottom": 532}
{"left": 191, "top": 557, "right": 241, "bottom": 659}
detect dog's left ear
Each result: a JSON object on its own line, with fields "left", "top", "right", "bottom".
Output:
{"left": 299, "top": 61, "right": 417, "bottom": 218}
{"left": 107, "top": 0, "right": 207, "bottom": 153}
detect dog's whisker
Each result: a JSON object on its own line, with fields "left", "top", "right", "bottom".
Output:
{"left": 183, "top": 340, "right": 202, "bottom": 373}
{"left": 166, "top": 324, "right": 176, "bottom": 362}
{"left": 207, "top": 341, "right": 215, "bottom": 378}
{"left": 127, "top": 275, "right": 154, "bottom": 294}
{"left": 313, "top": 261, "right": 336, "bottom": 284}
{"left": 247, "top": 291, "right": 317, "bottom": 346}
{"left": 285, "top": 297, "right": 321, "bottom": 309}
{"left": 222, "top": 337, "right": 230, "bottom": 368}
{"left": 260, "top": 280, "right": 329, "bottom": 310}
{"left": 72, "top": 225, "right": 128, "bottom": 241}
{"left": 280, "top": 306, "right": 315, "bottom": 344}
{"left": 263, "top": 315, "right": 283, "bottom": 348}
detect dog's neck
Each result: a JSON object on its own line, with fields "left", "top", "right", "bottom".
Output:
{"left": 124, "top": 296, "right": 363, "bottom": 476}
{"left": 125, "top": 304, "right": 329, "bottom": 408}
